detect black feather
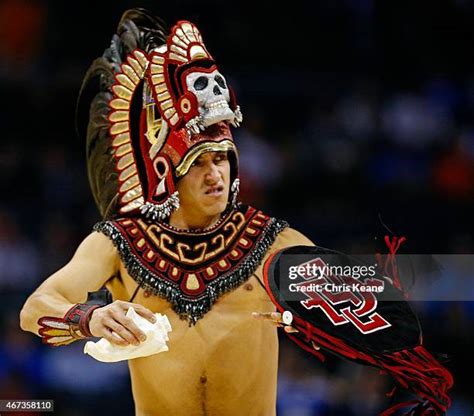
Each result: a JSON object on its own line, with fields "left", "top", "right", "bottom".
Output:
{"left": 75, "top": 8, "right": 169, "bottom": 219}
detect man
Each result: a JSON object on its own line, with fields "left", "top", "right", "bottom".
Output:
{"left": 19, "top": 9, "right": 312, "bottom": 416}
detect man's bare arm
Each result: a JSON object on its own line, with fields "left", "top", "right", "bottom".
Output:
{"left": 20, "top": 231, "right": 155, "bottom": 346}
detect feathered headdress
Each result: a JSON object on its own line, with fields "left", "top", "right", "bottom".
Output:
{"left": 76, "top": 8, "right": 242, "bottom": 220}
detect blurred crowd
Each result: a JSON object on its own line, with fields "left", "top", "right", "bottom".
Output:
{"left": 0, "top": 0, "right": 473, "bottom": 415}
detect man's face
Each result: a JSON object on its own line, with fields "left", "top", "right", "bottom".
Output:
{"left": 176, "top": 151, "right": 231, "bottom": 220}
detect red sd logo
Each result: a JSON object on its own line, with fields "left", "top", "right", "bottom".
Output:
{"left": 292, "top": 257, "right": 392, "bottom": 334}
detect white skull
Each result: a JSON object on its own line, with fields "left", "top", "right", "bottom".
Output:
{"left": 185, "top": 69, "right": 235, "bottom": 127}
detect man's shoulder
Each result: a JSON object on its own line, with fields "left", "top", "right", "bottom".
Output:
{"left": 272, "top": 227, "right": 314, "bottom": 251}
{"left": 253, "top": 226, "right": 314, "bottom": 280}
{"left": 76, "top": 228, "right": 119, "bottom": 259}
{"left": 246, "top": 205, "right": 313, "bottom": 252}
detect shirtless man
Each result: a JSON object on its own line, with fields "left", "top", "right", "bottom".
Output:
{"left": 20, "top": 9, "right": 312, "bottom": 416}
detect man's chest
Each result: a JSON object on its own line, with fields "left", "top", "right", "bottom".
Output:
{"left": 127, "top": 272, "right": 279, "bottom": 416}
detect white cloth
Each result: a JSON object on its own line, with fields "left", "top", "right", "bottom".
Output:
{"left": 84, "top": 307, "right": 172, "bottom": 362}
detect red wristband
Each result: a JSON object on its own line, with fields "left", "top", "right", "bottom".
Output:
{"left": 38, "top": 303, "right": 102, "bottom": 347}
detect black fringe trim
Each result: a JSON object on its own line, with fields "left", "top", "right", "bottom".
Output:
{"left": 93, "top": 218, "right": 289, "bottom": 325}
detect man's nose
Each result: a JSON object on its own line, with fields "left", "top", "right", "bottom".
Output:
{"left": 204, "top": 162, "right": 221, "bottom": 182}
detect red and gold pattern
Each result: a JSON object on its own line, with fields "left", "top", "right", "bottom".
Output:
{"left": 114, "top": 209, "right": 263, "bottom": 295}
{"left": 94, "top": 205, "right": 288, "bottom": 324}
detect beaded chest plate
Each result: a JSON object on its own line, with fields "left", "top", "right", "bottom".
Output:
{"left": 94, "top": 205, "right": 288, "bottom": 324}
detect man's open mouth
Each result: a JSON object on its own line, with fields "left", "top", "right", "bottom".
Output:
{"left": 205, "top": 185, "right": 224, "bottom": 195}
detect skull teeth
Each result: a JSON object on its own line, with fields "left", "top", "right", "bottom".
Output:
{"left": 205, "top": 100, "right": 229, "bottom": 110}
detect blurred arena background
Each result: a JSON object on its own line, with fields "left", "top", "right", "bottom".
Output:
{"left": 0, "top": 0, "right": 473, "bottom": 414}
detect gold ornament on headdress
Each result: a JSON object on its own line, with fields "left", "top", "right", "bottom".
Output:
{"left": 109, "top": 49, "right": 149, "bottom": 213}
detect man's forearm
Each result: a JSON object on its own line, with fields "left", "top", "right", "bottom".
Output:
{"left": 20, "top": 289, "right": 109, "bottom": 346}
{"left": 20, "top": 291, "right": 73, "bottom": 335}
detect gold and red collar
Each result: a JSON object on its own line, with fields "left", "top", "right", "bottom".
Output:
{"left": 94, "top": 204, "right": 288, "bottom": 324}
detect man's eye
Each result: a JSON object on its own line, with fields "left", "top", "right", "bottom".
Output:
{"left": 215, "top": 154, "right": 227, "bottom": 163}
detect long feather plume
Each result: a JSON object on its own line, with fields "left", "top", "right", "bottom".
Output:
{"left": 76, "top": 8, "right": 168, "bottom": 219}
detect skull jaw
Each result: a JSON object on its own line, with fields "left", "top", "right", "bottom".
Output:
{"left": 185, "top": 105, "right": 240, "bottom": 136}
{"left": 202, "top": 106, "right": 235, "bottom": 127}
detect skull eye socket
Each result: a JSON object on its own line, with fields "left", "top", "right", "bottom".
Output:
{"left": 215, "top": 75, "right": 227, "bottom": 89}
{"left": 193, "top": 76, "right": 209, "bottom": 91}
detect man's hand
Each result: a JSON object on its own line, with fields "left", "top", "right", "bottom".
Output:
{"left": 252, "top": 311, "right": 320, "bottom": 350}
{"left": 89, "top": 300, "right": 157, "bottom": 346}
{"left": 252, "top": 311, "right": 299, "bottom": 333}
